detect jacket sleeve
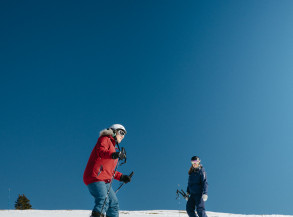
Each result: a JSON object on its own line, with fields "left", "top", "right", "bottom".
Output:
{"left": 201, "top": 168, "right": 208, "bottom": 195}
{"left": 186, "top": 176, "right": 190, "bottom": 194}
{"left": 114, "top": 171, "right": 122, "bottom": 181}
{"left": 97, "top": 137, "right": 113, "bottom": 159}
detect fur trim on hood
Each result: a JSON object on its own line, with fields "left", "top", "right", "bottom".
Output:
{"left": 99, "top": 128, "right": 114, "bottom": 137}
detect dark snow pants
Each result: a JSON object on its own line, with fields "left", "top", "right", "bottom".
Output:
{"left": 186, "top": 194, "right": 207, "bottom": 217}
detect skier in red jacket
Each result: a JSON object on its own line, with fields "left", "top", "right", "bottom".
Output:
{"left": 83, "top": 124, "right": 131, "bottom": 217}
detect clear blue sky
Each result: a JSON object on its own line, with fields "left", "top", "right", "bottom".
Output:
{"left": 1, "top": 0, "right": 293, "bottom": 215}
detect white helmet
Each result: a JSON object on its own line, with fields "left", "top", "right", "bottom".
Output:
{"left": 110, "top": 124, "right": 127, "bottom": 134}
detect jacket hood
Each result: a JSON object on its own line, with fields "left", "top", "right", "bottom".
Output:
{"left": 99, "top": 128, "right": 114, "bottom": 137}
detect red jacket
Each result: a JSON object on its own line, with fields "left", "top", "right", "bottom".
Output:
{"left": 83, "top": 129, "right": 122, "bottom": 185}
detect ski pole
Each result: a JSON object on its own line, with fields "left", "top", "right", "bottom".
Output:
{"left": 115, "top": 171, "right": 134, "bottom": 193}
{"left": 176, "top": 189, "right": 189, "bottom": 201}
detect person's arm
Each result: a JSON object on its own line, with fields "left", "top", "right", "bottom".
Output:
{"left": 201, "top": 168, "right": 208, "bottom": 201}
{"left": 97, "top": 137, "right": 112, "bottom": 159}
{"left": 114, "top": 171, "right": 122, "bottom": 181}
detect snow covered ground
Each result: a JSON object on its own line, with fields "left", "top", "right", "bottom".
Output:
{"left": 0, "top": 210, "right": 291, "bottom": 217}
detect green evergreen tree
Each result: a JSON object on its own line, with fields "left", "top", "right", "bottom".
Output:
{"left": 15, "top": 194, "right": 32, "bottom": 210}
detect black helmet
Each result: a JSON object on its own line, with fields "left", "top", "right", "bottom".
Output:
{"left": 191, "top": 156, "right": 200, "bottom": 161}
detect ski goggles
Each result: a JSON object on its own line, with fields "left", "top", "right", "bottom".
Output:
{"left": 191, "top": 160, "right": 200, "bottom": 165}
{"left": 117, "top": 129, "right": 126, "bottom": 136}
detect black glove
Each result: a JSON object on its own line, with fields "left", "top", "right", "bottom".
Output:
{"left": 120, "top": 174, "right": 131, "bottom": 183}
{"left": 112, "top": 151, "right": 126, "bottom": 160}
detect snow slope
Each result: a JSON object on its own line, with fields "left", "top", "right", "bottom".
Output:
{"left": 0, "top": 210, "right": 291, "bottom": 217}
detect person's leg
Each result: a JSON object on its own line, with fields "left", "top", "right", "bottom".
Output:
{"left": 106, "top": 186, "right": 119, "bottom": 217}
{"left": 195, "top": 196, "right": 207, "bottom": 217}
{"left": 186, "top": 195, "right": 197, "bottom": 217}
{"left": 88, "top": 182, "right": 109, "bottom": 216}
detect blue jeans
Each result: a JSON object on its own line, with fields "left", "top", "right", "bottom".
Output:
{"left": 186, "top": 194, "right": 207, "bottom": 217}
{"left": 87, "top": 182, "right": 119, "bottom": 217}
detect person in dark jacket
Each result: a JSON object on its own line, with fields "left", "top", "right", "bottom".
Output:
{"left": 186, "top": 156, "right": 208, "bottom": 217}
{"left": 83, "top": 124, "right": 132, "bottom": 217}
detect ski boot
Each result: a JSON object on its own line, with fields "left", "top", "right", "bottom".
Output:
{"left": 90, "top": 211, "right": 105, "bottom": 217}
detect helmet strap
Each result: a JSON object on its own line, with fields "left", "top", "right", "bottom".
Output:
{"left": 112, "top": 131, "right": 120, "bottom": 148}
